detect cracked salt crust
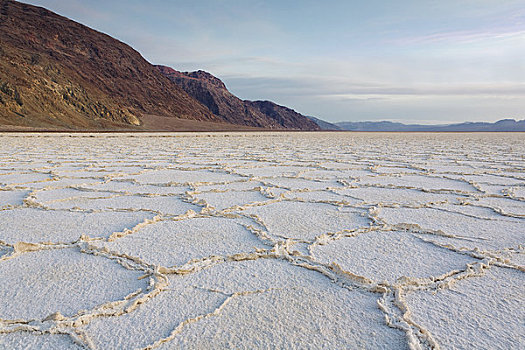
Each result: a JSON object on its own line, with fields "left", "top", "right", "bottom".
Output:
{"left": 195, "top": 180, "right": 264, "bottom": 192}
{"left": 474, "top": 197, "right": 525, "bottom": 216}
{"left": 82, "top": 280, "right": 227, "bottom": 350}
{"left": 311, "top": 230, "right": 476, "bottom": 284}
{"left": 0, "top": 208, "right": 155, "bottom": 243}
{"left": 81, "top": 182, "right": 189, "bottom": 195}
{"left": 431, "top": 203, "right": 503, "bottom": 220}
{"left": 335, "top": 187, "right": 464, "bottom": 206}
{"left": 33, "top": 188, "right": 118, "bottom": 203}
{"left": 0, "top": 172, "right": 53, "bottom": 185}
{"left": 157, "top": 259, "right": 406, "bottom": 349}
{"left": 0, "top": 190, "right": 29, "bottom": 207}
{"left": 357, "top": 174, "right": 479, "bottom": 193}
{"left": 192, "top": 190, "right": 270, "bottom": 211}
{"left": 10, "top": 177, "right": 104, "bottom": 190}
{"left": 121, "top": 169, "right": 242, "bottom": 185}
{"left": 261, "top": 177, "right": 343, "bottom": 191}
{"left": 96, "top": 217, "right": 268, "bottom": 267}
{"left": 451, "top": 174, "right": 524, "bottom": 186}
{"left": 0, "top": 333, "right": 83, "bottom": 349}
{"left": 0, "top": 247, "right": 147, "bottom": 320}
{"left": 51, "top": 169, "right": 120, "bottom": 178}
{"left": 373, "top": 166, "right": 422, "bottom": 174}
{"left": 378, "top": 206, "right": 524, "bottom": 250}
{"left": 243, "top": 201, "right": 370, "bottom": 241}
{"left": 232, "top": 165, "right": 311, "bottom": 178}
{"left": 475, "top": 183, "right": 513, "bottom": 196}
{"left": 42, "top": 194, "right": 199, "bottom": 215}
{"left": 283, "top": 189, "right": 358, "bottom": 204}
{"left": 302, "top": 168, "right": 374, "bottom": 180}
{"left": 0, "top": 132, "right": 523, "bottom": 349}
{"left": 405, "top": 267, "right": 525, "bottom": 350}
{"left": 510, "top": 186, "right": 525, "bottom": 199}
{"left": 165, "top": 288, "right": 407, "bottom": 349}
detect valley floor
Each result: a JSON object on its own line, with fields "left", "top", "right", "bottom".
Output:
{"left": 0, "top": 132, "right": 523, "bottom": 349}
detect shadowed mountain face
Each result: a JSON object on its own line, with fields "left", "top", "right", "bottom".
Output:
{"left": 157, "top": 65, "right": 320, "bottom": 130}
{"left": 0, "top": 0, "right": 320, "bottom": 131}
{"left": 0, "top": 0, "right": 220, "bottom": 130}
{"left": 246, "top": 100, "right": 320, "bottom": 130}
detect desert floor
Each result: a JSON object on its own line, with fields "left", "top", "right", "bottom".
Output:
{"left": 0, "top": 132, "right": 523, "bottom": 349}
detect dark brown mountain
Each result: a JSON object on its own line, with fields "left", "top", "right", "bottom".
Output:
{"left": 156, "top": 65, "right": 320, "bottom": 130}
{"left": 0, "top": 0, "right": 320, "bottom": 131}
{"left": 0, "top": 0, "right": 223, "bottom": 130}
{"left": 247, "top": 100, "right": 321, "bottom": 130}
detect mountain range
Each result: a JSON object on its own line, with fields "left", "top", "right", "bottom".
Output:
{"left": 0, "top": 0, "right": 522, "bottom": 132}
{"left": 0, "top": 0, "right": 318, "bottom": 131}
{"left": 156, "top": 66, "right": 318, "bottom": 130}
{"left": 330, "top": 119, "right": 525, "bottom": 132}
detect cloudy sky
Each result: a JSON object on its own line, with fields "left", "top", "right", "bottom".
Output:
{"left": 25, "top": 0, "right": 525, "bottom": 124}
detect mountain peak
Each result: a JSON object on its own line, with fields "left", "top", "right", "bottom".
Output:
{"left": 157, "top": 65, "right": 320, "bottom": 130}
{"left": 187, "top": 70, "right": 227, "bottom": 90}
{"left": 155, "top": 66, "right": 227, "bottom": 90}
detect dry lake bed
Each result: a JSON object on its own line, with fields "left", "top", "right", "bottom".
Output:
{"left": 0, "top": 132, "right": 523, "bottom": 350}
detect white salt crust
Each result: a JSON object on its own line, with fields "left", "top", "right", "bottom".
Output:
{"left": 0, "top": 132, "right": 522, "bottom": 349}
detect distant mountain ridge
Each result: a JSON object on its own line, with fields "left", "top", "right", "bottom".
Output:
{"left": 334, "top": 119, "right": 525, "bottom": 132}
{"left": 156, "top": 65, "right": 319, "bottom": 130}
{"left": 305, "top": 116, "right": 341, "bottom": 130}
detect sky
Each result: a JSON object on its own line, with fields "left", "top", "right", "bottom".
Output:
{"left": 24, "top": 0, "right": 525, "bottom": 124}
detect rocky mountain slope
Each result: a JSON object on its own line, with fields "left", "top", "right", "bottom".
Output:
{"left": 305, "top": 116, "right": 341, "bottom": 130}
{"left": 246, "top": 101, "right": 320, "bottom": 130}
{"left": 156, "top": 66, "right": 319, "bottom": 130}
{"left": 0, "top": 0, "right": 318, "bottom": 131}
{"left": 0, "top": 0, "right": 220, "bottom": 130}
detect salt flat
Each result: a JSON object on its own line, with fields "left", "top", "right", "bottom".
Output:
{"left": 0, "top": 132, "right": 523, "bottom": 350}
